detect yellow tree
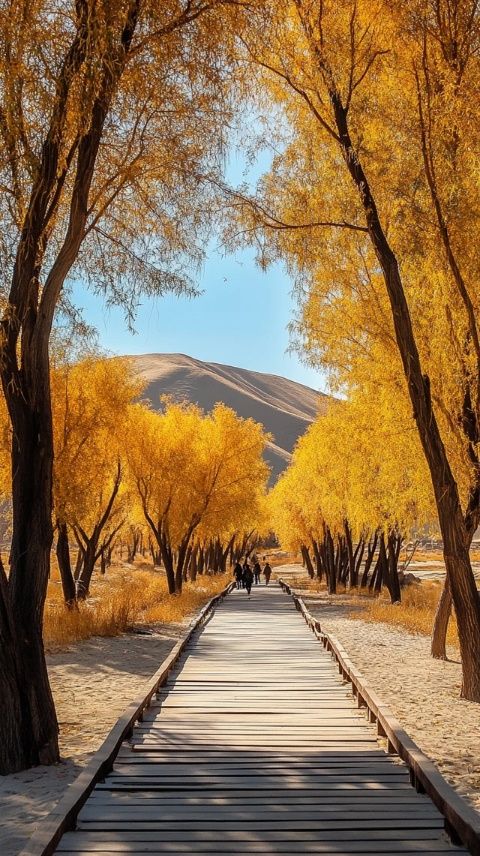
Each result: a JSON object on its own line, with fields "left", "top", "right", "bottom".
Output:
{"left": 127, "top": 402, "right": 270, "bottom": 594}
{"left": 195, "top": 421, "right": 271, "bottom": 576}
{"left": 52, "top": 356, "right": 140, "bottom": 604}
{"left": 127, "top": 403, "right": 206, "bottom": 594}
{"left": 232, "top": 0, "right": 480, "bottom": 700}
{"left": 271, "top": 388, "right": 436, "bottom": 600}
{"left": 0, "top": 0, "right": 243, "bottom": 772}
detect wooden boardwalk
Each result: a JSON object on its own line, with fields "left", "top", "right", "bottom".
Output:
{"left": 56, "top": 584, "right": 466, "bottom": 855}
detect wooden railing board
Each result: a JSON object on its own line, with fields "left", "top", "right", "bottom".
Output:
{"left": 18, "top": 581, "right": 234, "bottom": 856}
{"left": 278, "top": 577, "right": 480, "bottom": 855}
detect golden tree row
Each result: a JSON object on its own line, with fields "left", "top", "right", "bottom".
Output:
{"left": 0, "top": 357, "right": 270, "bottom": 605}
{"left": 270, "top": 389, "right": 436, "bottom": 600}
{"left": 229, "top": 0, "right": 480, "bottom": 702}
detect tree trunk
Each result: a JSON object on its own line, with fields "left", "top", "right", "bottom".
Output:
{"left": 74, "top": 547, "right": 84, "bottom": 580}
{"left": 189, "top": 547, "right": 198, "bottom": 582}
{"left": 353, "top": 537, "right": 365, "bottom": 588}
{"left": 430, "top": 523, "right": 478, "bottom": 659}
{"left": 324, "top": 527, "right": 337, "bottom": 595}
{"left": 76, "top": 540, "right": 96, "bottom": 599}
{"left": 344, "top": 521, "right": 355, "bottom": 588}
{"left": 220, "top": 535, "right": 235, "bottom": 573}
{"left": 431, "top": 575, "right": 452, "bottom": 660}
{"left": 370, "top": 533, "right": 386, "bottom": 595}
{"left": 361, "top": 532, "right": 378, "bottom": 588}
{"left": 56, "top": 522, "right": 76, "bottom": 607}
{"left": 301, "top": 544, "right": 314, "bottom": 577}
{"left": 75, "top": 463, "right": 122, "bottom": 599}
{"left": 386, "top": 532, "right": 402, "bottom": 604}
{"left": 337, "top": 536, "right": 349, "bottom": 587}
{"left": 127, "top": 529, "right": 140, "bottom": 564}
{"left": 182, "top": 545, "right": 193, "bottom": 583}
{"left": 329, "top": 88, "right": 480, "bottom": 700}
{"left": 0, "top": 362, "right": 59, "bottom": 771}
{"left": 312, "top": 539, "right": 323, "bottom": 581}
{"left": 158, "top": 534, "right": 175, "bottom": 594}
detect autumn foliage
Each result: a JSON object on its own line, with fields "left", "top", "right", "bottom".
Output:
{"left": 231, "top": 0, "right": 480, "bottom": 702}
{"left": 1, "top": 0, "right": 480, "bottom": 777}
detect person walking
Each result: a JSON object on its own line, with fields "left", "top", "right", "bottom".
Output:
{"left": 242, "top": 560, "right": 250, "bottom": 589}
{"left": 233, "top": 561, "right": 243, "bottom": 590}
{"left": 253, "top": 560, "right": 261, "bottom": 586}
{"left": 243, "top": 564, "right": 254, "bottom": 596}
{"left": 263, "top": 561, "right": 272, "bottom": 586}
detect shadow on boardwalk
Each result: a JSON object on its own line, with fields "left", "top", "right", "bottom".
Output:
{"left": 58, "top": 586, "right": 465, "bottom": 854}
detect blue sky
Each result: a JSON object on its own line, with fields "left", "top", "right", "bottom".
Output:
{"left": 69, "top": 150, "right": 327, "bottom": 393}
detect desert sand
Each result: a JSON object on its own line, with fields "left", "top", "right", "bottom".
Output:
{"left": 0, "top": 626, "right": 182, "bottom": 856}
{"left": 131, "top": 353, "right": 330, "bottom": 480}
{"left": 296, "top": 587, "right": 480, "bottom": 811}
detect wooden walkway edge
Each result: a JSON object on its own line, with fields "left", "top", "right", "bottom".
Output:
{"left": 19, "top": 582, "right": 234, "bottom": 856}
{"left": 278, "top": 578, "right": 480, "bottom": 855}
{"left": 21, "top": 580, "right": 479, "bottom": 855}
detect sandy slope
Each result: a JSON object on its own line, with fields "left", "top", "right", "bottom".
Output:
{"left": 130, "top": 353, "right": 329, "bottom": 480}
{"left": 306, "top": 597, "right": 480, "bottom": 810}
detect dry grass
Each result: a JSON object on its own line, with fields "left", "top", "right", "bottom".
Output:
{"left": 285, "top": 571, "right": 459, "bottom": 647}
{"left": 351, "top": 581, "right": 459, "bottom": 647}
{"left": 44, "top": 562, "right": 229, "bottom": 650}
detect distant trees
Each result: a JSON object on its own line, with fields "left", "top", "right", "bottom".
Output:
{"left": 126, "top": 401, "right": 270, "bottom": 594}
{"left": 270, "top": 387, "right": 436, "bottom": 601}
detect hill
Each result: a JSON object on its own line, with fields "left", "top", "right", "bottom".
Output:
{"left": 129, "top": 353, "right": 329, "bottom": 481}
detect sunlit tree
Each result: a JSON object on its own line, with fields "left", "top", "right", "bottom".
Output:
{"left": 232, "top": 0, "right": 480, "bottom": 699}
{"left": 127, "top": 401, "right": 270, "bottom": 593}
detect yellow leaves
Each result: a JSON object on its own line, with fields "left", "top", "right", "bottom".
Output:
{"left": 126, "top": 400, "right": 270, "bottom": 551}
{"left": 239, "top": 0, "right": 480, "bottom": 536}
{"left": 271, "top": 386, "right": 437, "bottom": 551}
{"left": 52, "top": 356, "right": 141, "bottom": 528}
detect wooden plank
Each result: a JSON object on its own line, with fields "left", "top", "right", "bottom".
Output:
{"left": 56, "top": 837, "right": 462, "bottom": 854}
{"left": 57, "top": 828, "right": 459, "bottom": 843}
{"left": 23, "top": 582, "right": 474, "bottom": 855}
{"left": 17, "top": 583, "right": 235, "bottom": 856}
{"left": 94, "top": 783, "right": 421, "bottom": 793}
{"left": 75, "top": 818, "right": 445, "bottom": 830}
{"left": 78, "top": 807, "right": 441, "bottom": 820}
{"left": 278, "top": 579, "right": 479, "bottom": 854}
{"left": 86, "top": 792, "right": 435, "bottom": 802}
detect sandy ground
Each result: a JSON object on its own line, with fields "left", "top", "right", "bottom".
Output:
{"left": 279, "top": 575, "right": 480, "bottom": 812}
{"left": 0, "top": 625, "right": 183, "bottom": 856}
{"left": 3, "top": 569, "right": 480, "bottom": 853}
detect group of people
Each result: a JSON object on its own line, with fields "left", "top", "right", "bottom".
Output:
{"left": 233, "top": 557, "right": 272, "bottom": 595}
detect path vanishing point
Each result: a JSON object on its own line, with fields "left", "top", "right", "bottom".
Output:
{"left": 54, "top": 584, "right": 466, "bottom": 855}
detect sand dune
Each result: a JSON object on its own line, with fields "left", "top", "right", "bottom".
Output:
{"left": 129, "top": 353, "right": 329, "bottom": 481}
